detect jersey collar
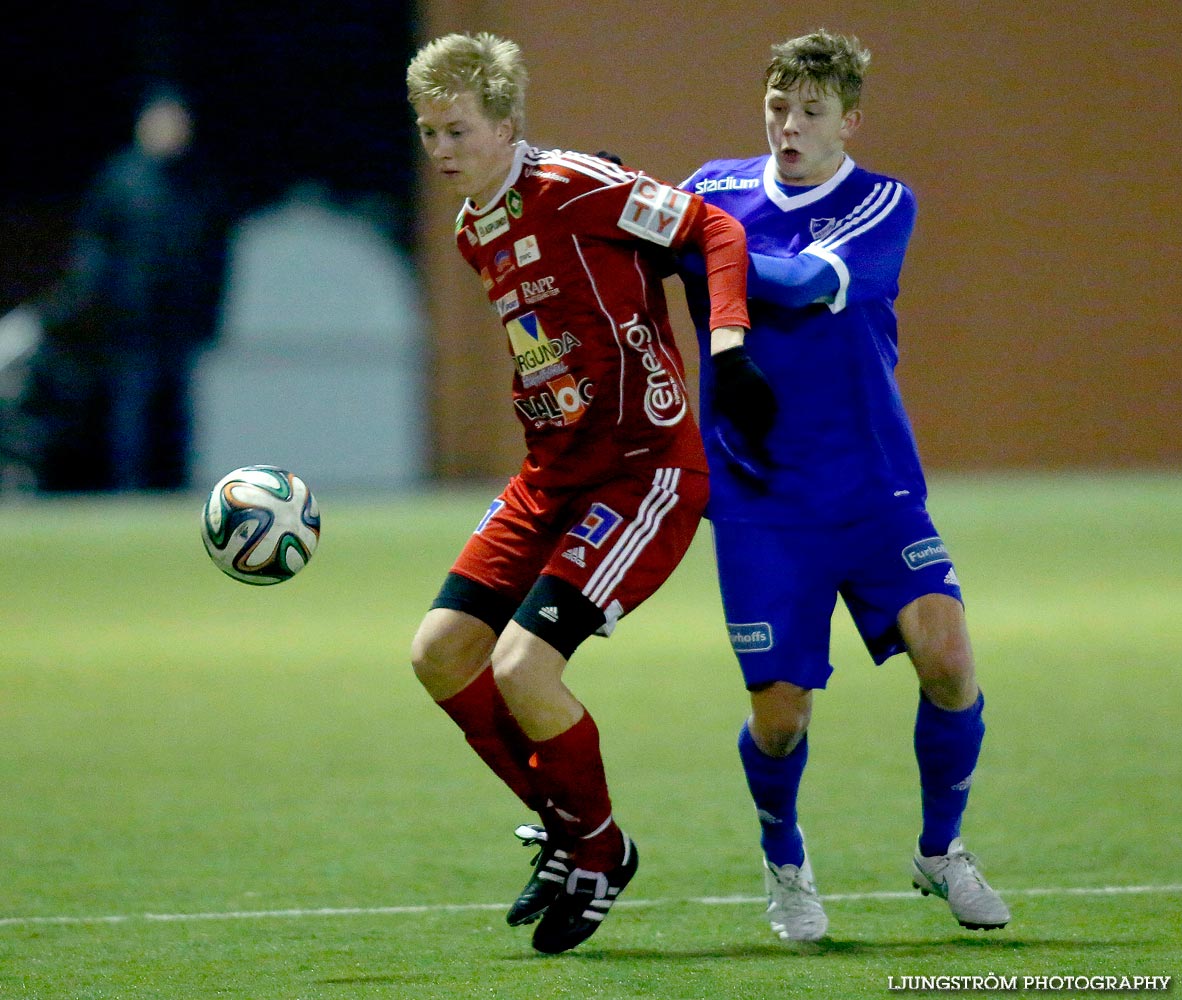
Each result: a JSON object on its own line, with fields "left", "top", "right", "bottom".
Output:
{"left": 762, "top": 154, "right": 855, "bottom": 211}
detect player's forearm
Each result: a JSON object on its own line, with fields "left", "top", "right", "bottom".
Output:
{"left": 748, "top": 249, "right": 840, "bottom": 309}
{"left": 689, "top": 203, "right": 750, "bottom": 333}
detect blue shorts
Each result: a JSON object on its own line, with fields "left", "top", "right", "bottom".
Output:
{"left": 711, "top": 506, "right": 964, "bottom": 690}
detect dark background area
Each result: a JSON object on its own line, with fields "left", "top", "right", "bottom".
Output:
{"left": 6, "top": 2, "right": 1180, "bottom": 478}
{"left": 3, "top": 1, "right": 420, "bottom": 307}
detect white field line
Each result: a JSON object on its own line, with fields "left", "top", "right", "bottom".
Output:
{"left": 2, "top": 883, "right": 1181, "bottom": 929}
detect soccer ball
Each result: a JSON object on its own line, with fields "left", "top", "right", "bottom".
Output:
{"left": 200, "top": 466, "right": 320, "bottom": 585}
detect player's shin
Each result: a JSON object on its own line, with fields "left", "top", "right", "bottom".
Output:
{"left": 914, "top": 691, "right": 985, "bottom": 857}
{"left": 438, "top": 666, "right": 544, "bottom": 810}
{"left": 739, "top": 721, "right": 807, "bottom": 867}
{"left": 528, "top": 711, "right": 624, "bottom": 870}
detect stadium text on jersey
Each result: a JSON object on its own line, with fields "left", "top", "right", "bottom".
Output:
{"left": 693, "top": 176, "right": 760, "bottom": 194}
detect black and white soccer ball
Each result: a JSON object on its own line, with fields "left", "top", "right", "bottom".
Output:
{"left": 200, "top": 466, "right": 320, "bottom": 585}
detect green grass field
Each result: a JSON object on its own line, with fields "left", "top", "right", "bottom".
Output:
{"left": 2, "top": 473, "right": 1179, "bottom": 999}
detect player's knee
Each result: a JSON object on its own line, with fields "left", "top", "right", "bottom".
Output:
{"left": 488, "top": 638, "right": 548, "bottom": 706}
{"left": 915, "top": 646, "right": 978, "bottom": 710}
{"left": 758, "top": 722, "right": 806, "bottom": 757}
{"left": 750, "top": 682, "right": 811, "bottom": 755}
{"left": 489, "top": 651, "right": 524, "bottom": 692}
{"left": 410, "top": 610, "right": 494, "bottom": 697}
{"left": 490, "top": 621, "right": 570, "bottom": 712}
{"left": 409, "top": 627, "right": 441, "bottom": 684}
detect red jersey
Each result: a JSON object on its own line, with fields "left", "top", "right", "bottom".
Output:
{"left": 455, "top": 142, "right": 747, "bottom": 488}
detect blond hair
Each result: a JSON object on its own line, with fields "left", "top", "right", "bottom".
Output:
{"left": 406, "top": 32, "right": 529, "bottom": 138}
{"left": 766, "top": 30, "right": 870, "bottom": 112}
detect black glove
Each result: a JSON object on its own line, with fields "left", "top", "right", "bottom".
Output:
{"left": 711, "top": 345, "right": 777, "bottom": 446}
{"left": 595, "top": 150, "right": 623, "bottom": 166}
{"left": 712, "top": 425, "right": 770, "bottom": 489}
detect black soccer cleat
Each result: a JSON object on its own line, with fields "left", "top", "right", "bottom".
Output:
{"left": 507, "top": 824, "right": 571, "bottom": 926}
{"left": 531, "top": 834, "right": 639, "bottom": 954}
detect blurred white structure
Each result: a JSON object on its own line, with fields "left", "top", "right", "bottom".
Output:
{"left": 194, "top": 185, "right": 427, "bottom": 492}
{"left": 0, "top": 306, "right": 43, "bottom": 491}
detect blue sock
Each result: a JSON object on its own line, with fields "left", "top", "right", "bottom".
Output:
{"left": 737, "top": 721, "right": 807, "bottom": 867}
{"left": 914, "top": 690, "right": 985, "bottom": 857}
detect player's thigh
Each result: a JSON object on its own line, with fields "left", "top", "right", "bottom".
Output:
{"left": 521, "top": 467, "right": 708, "bottom": 648}
{"left": 710, "top": 519, "right": 840, "bottom": 691}
{"left": 418, "top": 479, "right": 563, "bottom": 697}
{"left": 490, "top": 620, "right": 581, "bottom": 740}
{"left": 433, "top": 477, "right": 564, "bottom": 627}
{"left": 410, "top": 607, "right": 498, "bottom": 701}
{"left": 897, "top": 592, "right": 977, "bottom": 707}
{"left": 841, "top": 506, "right": 964, "bottom": 665}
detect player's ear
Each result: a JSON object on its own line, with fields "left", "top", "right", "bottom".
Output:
{"left": 840, "top": 108, "right": 863, "bottom": 141}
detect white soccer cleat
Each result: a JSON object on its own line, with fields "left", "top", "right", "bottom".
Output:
{"left": 763, "top": 830, "right": 828, "bottom": 942}
{"left": 911, "top": 838, "right": 1010, "bottom": 930}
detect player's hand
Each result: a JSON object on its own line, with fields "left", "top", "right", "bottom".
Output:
{"left": 712, "top": 344, "right": 777, "bottom": 445}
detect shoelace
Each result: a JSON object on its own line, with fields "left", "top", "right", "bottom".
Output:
{"left": 515, "top": 825, "right": 571, "bottom": 869}
{"left": 946, "top": 850, "right": 990, "bottom": 889}
{"left": 769, "top": 863, "right": 815, "bottom": 893}
{"left": 515, "top": 824, "right": 548, "bottom": 864}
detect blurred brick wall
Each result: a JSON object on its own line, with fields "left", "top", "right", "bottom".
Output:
{"left": 414, "top": 2, "right": 1182, "bottom": 477}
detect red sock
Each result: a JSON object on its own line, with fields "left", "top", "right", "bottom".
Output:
{"left": 529, "top": 712, "right": 624, "bottom": 871}
{"left": 438, "top": 667, "right": 542, "bottom": 811}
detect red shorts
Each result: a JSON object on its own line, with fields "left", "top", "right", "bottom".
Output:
{"left": 450, "top": 466, "right": 708, "bottom": 631}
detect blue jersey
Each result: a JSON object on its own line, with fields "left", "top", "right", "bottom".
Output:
{"left": 681, "top": 155, "right": 927, "bottom": 525}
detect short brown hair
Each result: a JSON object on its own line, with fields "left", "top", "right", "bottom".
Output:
{"left": 765, "top": 30, "right": 870, "bottom": 112}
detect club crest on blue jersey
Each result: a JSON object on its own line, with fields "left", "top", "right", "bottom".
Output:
{"left": 809, "top": 217, "right": 837, "bottom": 239}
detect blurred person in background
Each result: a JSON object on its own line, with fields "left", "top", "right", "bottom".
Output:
{"left": 22, "top": 84, "right": 230, "bottom": 491}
